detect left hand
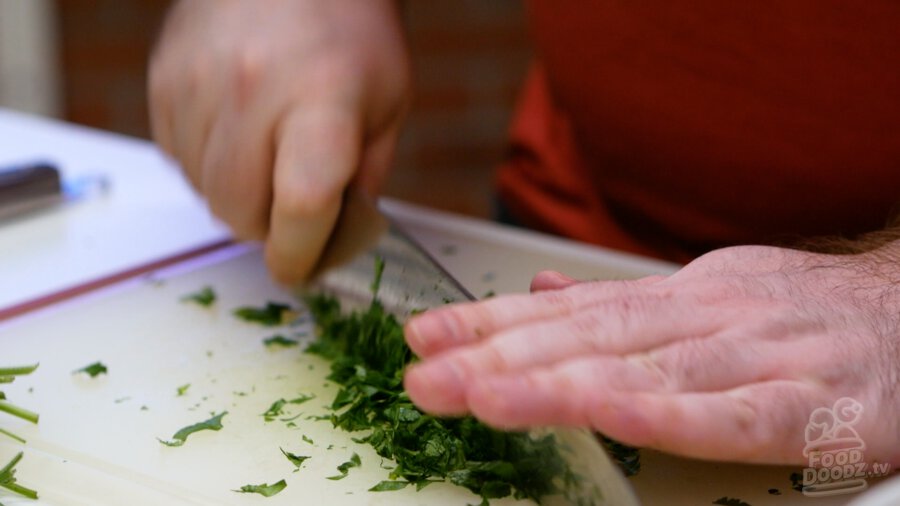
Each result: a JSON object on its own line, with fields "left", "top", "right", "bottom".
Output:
{"left": 403, "top": 245, "right": 900, "bottom": 465}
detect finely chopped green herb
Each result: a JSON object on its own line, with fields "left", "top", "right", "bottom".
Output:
{"left": 181, "top": 286, "right": 216, "bottom": 307}
{"left": 234, "top": 479, "right": 287, "bottom": 497}
{"left": 0, "top": 364, "right": 39, "bottom": 500}
{"left": 158, "top": 411, "right": 227, "bottom": 447}
{"left": 263, "top": 335, "right": 300, "bottom": 348}
{"left": 233, "top": 302, "right": 292, "bottom": 326}
{"left": 280, "top": 448, "right": 310, "bottom": 470}
{"left": 73, "top": 361, "right": 107, "bottom": 378}
{"left": 302, "top": 263, "right": 578, "bottom": 504}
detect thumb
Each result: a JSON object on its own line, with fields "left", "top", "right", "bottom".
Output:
{"left": 264, "top": 103, "right": 362, "bottom": 284}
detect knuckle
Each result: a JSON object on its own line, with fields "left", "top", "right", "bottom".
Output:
{"left": 273, "top": 181, "right": 338, "bottom": 221}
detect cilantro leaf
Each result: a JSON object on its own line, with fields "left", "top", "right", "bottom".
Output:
{"left": 369, "top": 480, "right": 410, "bottom": 492}
{"left": 234, "top": 479, "right": 287, "bottom": 497}
{"left": 303, "top": 272, "right": 595, "bottom": 503}
{"left": 327, "top": 453, "right": 361, "bottom": 480}
{"left": 263, "top": 335, "right": 299, "bottom": 348}
{"left": 176, "top": 384, "right": 190, "bottom": 396}
{"left": 73, "top": 361, "right": 107, "bottom": 378}
{"left": 181, "top": 286, "right": 216, "bottom": 307}
{"left": 280, "top": 448, "right": 310, "bottom": 470}
{"left": 713, "top": 498, "right": 753, "bottom": 506}
{"left": 158, "top": 411, "right": 227, "bottom": 447}
{"left": 233, "top": 302, "right": 292, "bottom": 326}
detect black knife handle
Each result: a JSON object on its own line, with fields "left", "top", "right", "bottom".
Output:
{"left": 0, "top": 162, "right": 63, "bottom": 220}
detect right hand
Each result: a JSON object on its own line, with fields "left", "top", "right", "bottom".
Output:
{"left": 149, "top": 0, "right": 411, "bottom": 283}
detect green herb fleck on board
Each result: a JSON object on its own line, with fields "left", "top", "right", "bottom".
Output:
{"left": 713, "top": 498, "right": 753, "bottom": 506}
{"left": 790, "top": 472, "right": 804, "bottom": 492}
{"left": 327, "top": 453, "right": 361, "bottom": 480}
{"left": 181, "top": 286, "right": 216, "bottom": 307}
{"left": 176, "top": 384, "right": 190, "bottom": 396}
{"left": 263, "top": 335, "right": 299, "bottom": 348}
{"left": 73, "top": 361, "right": 107, "bottom": 378}
{"left": 158, "top": 411, "right": 227, "bottom": 447}
{"left": 302, "top": 435, "right": 314, "bottom": 445}
{"left": 233, "top": 302, "right": 293, "bottom": 326}
{"left": 369, "top": 480, "right": 410, "bottom": 492}
{"left": 234, "top": 479, "right": 287, "bottom": 497}
{"left": 280, "top": 448, "right": 310, "bottom": 470}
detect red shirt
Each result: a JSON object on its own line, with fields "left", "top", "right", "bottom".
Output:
{"left": 497, "top": 1, "right": 900, "bottom": 263}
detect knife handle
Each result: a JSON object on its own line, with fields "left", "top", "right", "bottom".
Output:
{"left": 0, "top": 161, "right": 63, "bottom": 221}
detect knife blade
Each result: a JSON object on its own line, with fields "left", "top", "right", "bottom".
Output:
{"left": 304, "top": 189, "right": 641, "bottom": 505}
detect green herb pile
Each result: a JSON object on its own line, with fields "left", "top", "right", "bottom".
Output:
{"left": 303, "top": 269, "right": 577, "bottom": 504}
{"left": 0, "top": 364, "right": 39, "bottom": 501}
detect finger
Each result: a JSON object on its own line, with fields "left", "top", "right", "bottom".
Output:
{"left": 530, "top": 271, "right": 579, "bottom": 292}
{"left": 405, "top": 278, "right": 659, "bottom": 357}
{"left": 405, "top": 354, "right": 662, "bottom": 417}
{"left": 629, "top": 332, "right": 820, "bottom": 393}
{"left": 264, "top": 103, "right": 362, "bottom": 284}
{"left": 148, "top": 62, "right": 177, "bottom": 161}
{"left": 354, "top": 119, "right": 401, "bottom": 196}
{"left": 403, "top": 299, "right": 736, "bottom": 415}
{"left": 407, "top": 282, "right": 738, "bottom": 366}
{"left": 466, "top": 367, "right": 822, "bottom": 464}
{"left": 200, "top": 106, "right": 275, "bottom": 240}
{"left": 170, "top": 59, "right": 219, "bottom": 190}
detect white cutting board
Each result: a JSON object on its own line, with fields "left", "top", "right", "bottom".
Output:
{"left": 1, "top": 243, "right": 540, "bottom": 505}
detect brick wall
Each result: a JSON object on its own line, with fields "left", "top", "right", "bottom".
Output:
{"left": 57, "top": 1, "right": 532, "bottom": 217}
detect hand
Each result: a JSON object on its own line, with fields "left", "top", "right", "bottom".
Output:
{"left": 403, "top": 245, "right": 900, "bottom": 466}
{"left": 149, "top": 0, "right": 410, "bottom": 283}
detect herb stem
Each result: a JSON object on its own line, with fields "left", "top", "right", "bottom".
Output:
{"left": 0, "top": 365, "right": 39, "bottom": 377}
{"left": 0, "top": 401, "right": 39, "bottom": 424}
{"left": 0, "top": 428, "right": 26, "bottom": 444}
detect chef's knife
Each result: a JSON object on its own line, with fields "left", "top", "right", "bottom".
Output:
{"left": 304, "top": 190, "right": 641, "bottom": 505}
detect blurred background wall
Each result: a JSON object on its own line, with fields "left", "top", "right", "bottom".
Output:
{"left": 0, "top": 0, "right": 532, "bottom": 218}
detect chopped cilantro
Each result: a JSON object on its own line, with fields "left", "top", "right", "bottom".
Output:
{"left": 262, "top": 399, "right": 287, "bottom": 422}
{"left": 280, "top": 448, "right": 310, "bottom": 470}
{"left": 263, "top": 395, "right": 315, "bottom": 422}
{"left": 73, "top": 361, "right": 107, "bottom": 378}
{"left": 369, "top": 480, "right": 410, "bottom": 492}
{"left": 233, "top": 302, "right": 293, "bottom": 326}
{"left": 790, "top": 472, "right": 804, "bottom": 492}
{"left": 599, "top": 434, "right": 641, "bottom": 476}
{"left": 302, "top": 435, "right": 314, "bottom": 445}
{"left": 176, "top": 384, "right": 190, "bottom": 396}
{"left": 713, "top": 498, "right": 752, "bottom": 506}
{"left": 303, "top": 283, "right": 581, "bottom": 503}
{"left": 263, "top": 335, "right": 299, "bottom": 348}
{"left": 181, "top": 286, "right": 216, "bottom": 307}
{"left": 234, "top": 479, "right": 287, "bottom": 497}
{"left": 327, "top": 453, "right": 361, "bottom": 480}
{"left": 158, "top": 411, "right": 227, "bottom": 447}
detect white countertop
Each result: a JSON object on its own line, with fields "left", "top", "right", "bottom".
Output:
{"left": 1, "top": 110, "right": 891, "bottom": 505}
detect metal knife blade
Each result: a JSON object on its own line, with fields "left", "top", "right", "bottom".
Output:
{"left": 303, "top": 190, "right": 641, "bottom": 505}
